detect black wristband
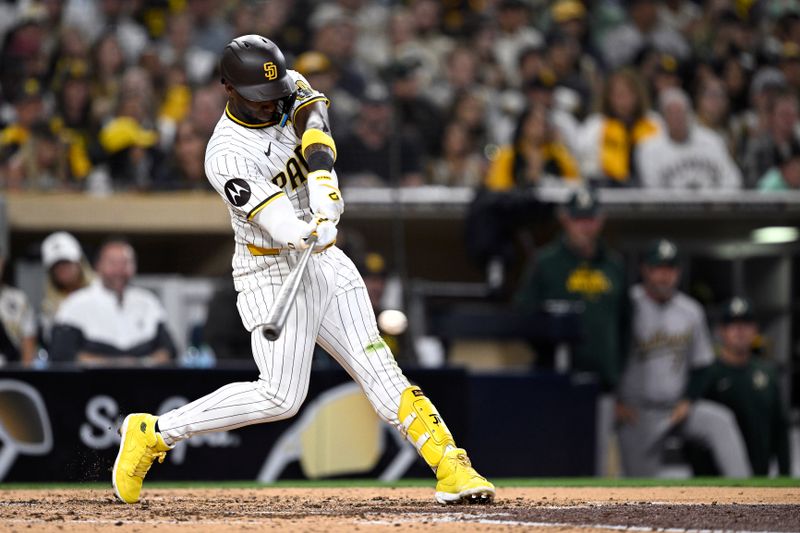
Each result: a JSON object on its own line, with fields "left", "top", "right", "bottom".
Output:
{"left": 306, "top": 150, "right": 335, "bottom": 172}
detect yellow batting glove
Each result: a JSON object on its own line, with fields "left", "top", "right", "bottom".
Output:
{"left": 308, "top": 170, "right": 344, "bottom": 223}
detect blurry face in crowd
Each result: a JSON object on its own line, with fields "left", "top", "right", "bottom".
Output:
{"left": 412, "top": 0, "right": 440, "bottom": 33}
{"left": 521, "top": 106, "right": 549, "bottom": 144}
{"left": 96, "top": 35, "right": 124, "bottom": 76}
{"left": 50, "top": 261, "right": 83, "bottom": 291}
{"left": 696, "top": 79, "right": 728, "bottom": 126}
{"left": 390, "top": 10, "right": 416, "bottom": 45}
{"left": 442, "top": 123, "right": 470, "bottom": 157}
{"left": 771, "top": 95, "right": 798, "bottom": 140}
{"left": 719, "top": 321, "right": 758, "bottom": 356}
{"left": 453, "top": 92, "right": 485, "bottom": 128}
{"left": 608, "top": 76, "right": 638, "bottom": 122}
{"left": 663, "top": 99, "right": 690, "bottom": 142}
{"left": 630, "top": 0, "right": 658, "bottom": 30}
{"left": 174, "top": 121, "right": 205, "bottom": 177}
{"left": 15, "top": 98, "right": 44, "bottom": 127}
{"left": 448, "top": 49, "right": 478, "bottom": 89}
{"left": 641, "top": 264, "right": 680, "bottom": 302}
{"left": 561, "top": 214, "right": 604, "bottom": 253}
{"left": 96, "top": 242, "right": 136, "bottom": 295}
{"left": 306, "top": 70, "right": 336, "bottom": 94}
{"left": 360, "top": 101, "right": 391, "bottom": 134}
{"left": 36, "top": 135, "right": 60, "bottom": 169}
{"left": 498, "top": 6, "right": 527, "bottom": 33}
{"left": 781, "top": 157, "right": 800, "bottom": 187}
{"left": 63, "top": 78, "right": 90, "bottom": 119}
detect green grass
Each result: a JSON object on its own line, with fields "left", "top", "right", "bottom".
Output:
{"left": 1, "top": 477, "right": 797, "bottom": 490}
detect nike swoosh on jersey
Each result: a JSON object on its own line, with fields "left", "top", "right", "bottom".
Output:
{"left": 265, "top": 143, "right": 272, "bottom": 157}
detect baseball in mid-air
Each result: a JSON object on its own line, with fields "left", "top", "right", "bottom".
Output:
{"left": 378, "top": 309, "right": 408, "bottom": 335}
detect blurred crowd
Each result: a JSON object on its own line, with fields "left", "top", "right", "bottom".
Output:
{"left": 2, "top": 0, "right": 800, "bottom": 192}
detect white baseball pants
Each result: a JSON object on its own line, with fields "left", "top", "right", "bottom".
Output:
{"left": 157, "top": 247, "right": 410, "bottom": 445}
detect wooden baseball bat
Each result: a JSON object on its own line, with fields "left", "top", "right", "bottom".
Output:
{"left": 262, "top": 235, "right": 317, "bottom": 341}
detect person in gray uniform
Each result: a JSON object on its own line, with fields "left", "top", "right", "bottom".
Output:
{"left": 616, "top": 239, "right": 751, "bottom": 477}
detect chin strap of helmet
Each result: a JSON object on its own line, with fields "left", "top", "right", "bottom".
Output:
{"left": 277, "top": 92, "right": 298, "bottom": 127}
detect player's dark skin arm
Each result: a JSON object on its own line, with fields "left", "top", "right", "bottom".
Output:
{"left": 294, "top": 101, "right": 335, "bottom": 172}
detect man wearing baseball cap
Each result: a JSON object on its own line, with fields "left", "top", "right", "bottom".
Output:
{"left": 517, "top": 188, "right": 629, "bottom": 389}
{"left": 699, "top": 297, "right": 791, "bottom": 475}
{"left": 616, "top": 239, "right": 751, "bottom": 477}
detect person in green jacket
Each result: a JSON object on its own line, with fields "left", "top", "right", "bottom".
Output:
{"left": 702, "top": 297, "right": 791, "bottom": 475}
{"left": 758, "top": 140, "right": 800, "bottom": 191}
{"left": 515, "top": 187, "right": 629, "bottom": 391}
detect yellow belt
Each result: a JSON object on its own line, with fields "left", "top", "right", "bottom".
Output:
{"left": 246, "top": 242, "right": 335, "bottom": 256}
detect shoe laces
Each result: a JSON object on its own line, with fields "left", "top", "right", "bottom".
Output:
{"left": 450, "top": 452, "right": 472, "bottom": 470}
{"left": 131, "top": 448, "right": 167, "bottom": 478}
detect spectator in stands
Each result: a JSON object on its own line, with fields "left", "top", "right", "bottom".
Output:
{"left": 310, "top": 10, "right": 366, "bottom": 100}
{"left": 40, "top": 231, "right": 93, "bottom": 348}
{"left": 694, "top": 75, "right": 737, "bottom": 156}
{"left": 577, "top": 69, "right": 660, "bottom": 186}
{"left": 50, "top": 64, "right": 95, "bottom": 181}
{"left": 544, "top": 30, "right": 592, "bottom": 118}
{"left": 758, "top": 139, "right": 800, "bottom": 191}
{"left": 187, "top": 0, "right": 233, "bottom": 55}
{"left": 743, "top": 89, "right": 800, "bottom": 187}
{"left": 515, "top": 188, "right": 628, "bottom": 391}
{"left": 493, "top": 0, "right": 543, "bottom": 87}
{"left": 550, "top": 0, "right": 601, "bottom": 68}
{"left": 636, "top": 88, "right": 742, "bottom": 190}
{"left": 485, "top": 104, "right": 580, "bottom": 190}
{"left": 294, "top": 51, "right": 358, "bottom": 137}
{"left": 601, "top": 0, "right": 689, "bottom": 70}
{"left": 152, "top": 119, "right": 210, "bottom": 191}
{"left": 616, "top": 239, "right": 751, "bottom": 477}
{"left": 701, "top": 297, "right": 791, "bottom": 476}
{"left": 428, "top": 121, "right": 486, "bottom": 187}
{"left": 521, "top": 69, "right": 581, "bottom": 155}
{"left": 5, "top": 122, "right": 75, "bottom": 191}
{"left": 157, "top": 11, "right": 217, "bottom": 87}
{"left": 387, "top": 57, "right": 443, "bottom": 160}
{"left": 335, "top": 84, "right": 424, "bottom": 187}
{"left": 0, "top": 78, "right": 48, "bottom": 171}
{"left": 426, "top": 45, "right": 479, "bottom": 113}
{"left": 190, "top": 83, "right": 227, "bottom": 140}
{"left": 50, "top": 238, "right": 175, "bottom": 367}
{"left": 64, "top": 0, "right": 148, "bottom": 63}
{"left": 89, "top": 32, "right": 126, "bottom": 126}
{"left": 657, "top": 0, "right": 702, "bottom": 37}
{"left": 0, "top": 246, "right": 37, "bottom": 367}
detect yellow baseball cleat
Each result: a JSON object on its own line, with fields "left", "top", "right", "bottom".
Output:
{"left": 434, "top": 448, "right": 495, "bottom": 504}
{"left": 112, "top": 413, "right": 170, "bottom": 504}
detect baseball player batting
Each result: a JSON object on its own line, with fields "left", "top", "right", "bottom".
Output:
{"left": 112, "top": 35, "right": 494, "bottom": 505}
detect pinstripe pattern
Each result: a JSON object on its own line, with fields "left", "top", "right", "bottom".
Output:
{"left": 157, "top": 247, "right": 410, "bottom": 444}
{"left": 156, "top": 76, "right": 411, "bottom": 446}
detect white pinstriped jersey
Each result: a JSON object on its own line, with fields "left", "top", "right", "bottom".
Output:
{"left": 205, "top": 70, "right": 332, "bottom": 281}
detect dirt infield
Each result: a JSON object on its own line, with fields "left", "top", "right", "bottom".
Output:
{"left": 1, "top": 486, "right": 799, "bottom": 532}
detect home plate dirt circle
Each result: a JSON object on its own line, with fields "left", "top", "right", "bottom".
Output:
{"left": 1, "top": 486, "right": 798, "bottom": 532}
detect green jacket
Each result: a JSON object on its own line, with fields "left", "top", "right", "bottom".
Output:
{"left": 700, "top": 357, "right": 790, "bottom": 475}
{"left": 515, "top": 237, "right": 629, "bottom": 389}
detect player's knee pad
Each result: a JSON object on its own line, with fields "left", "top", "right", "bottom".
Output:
{"left": 397, "top": 386, "right": 455, "bottom": 469}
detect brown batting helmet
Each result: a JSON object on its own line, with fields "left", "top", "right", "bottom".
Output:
{"left": 220, "top": 35, "right": 295, "bottom": 102}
